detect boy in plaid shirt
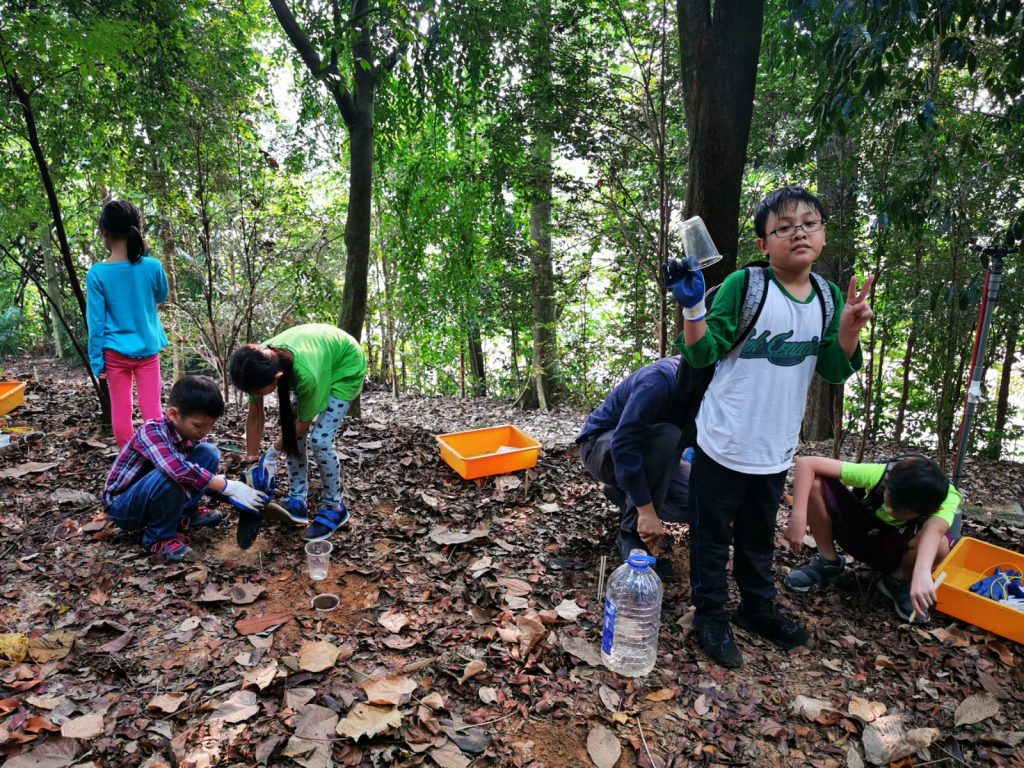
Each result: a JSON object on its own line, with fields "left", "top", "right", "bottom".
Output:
{"left": 103, "top": 376, "right": 267, "bottom": 562}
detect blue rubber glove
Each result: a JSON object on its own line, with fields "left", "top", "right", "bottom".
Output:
{"left": 969, "top": 568, "right": 1024, "bottom": 600}
{"left": 682, "top": 446, "right": 695, "bottom": 464}
{"left": 222, "top": 479, "right": 269, "bottom": 514}
{"left": 245, "top": 447, "right": 280, "bottom": 494}
{"left": 660, "top": 256, "right": 706, "bottom": 321}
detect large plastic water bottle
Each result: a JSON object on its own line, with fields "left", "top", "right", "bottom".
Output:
{"left": 601, "top": 549, "right": 663, "bottom": 676}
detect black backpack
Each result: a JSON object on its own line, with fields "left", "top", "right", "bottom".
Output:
{"left": 673, "top": 262, "right": 837, "bottom": 451}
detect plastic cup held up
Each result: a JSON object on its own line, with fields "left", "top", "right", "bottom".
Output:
{"left": 305, "top": 540, "right": 333, "bottom": 581}
{"left": 679, "top": 216, "right": 724, "bottom": 270}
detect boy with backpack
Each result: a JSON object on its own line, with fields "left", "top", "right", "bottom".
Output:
{"left": 102, "top": 375, "right": 269, "bottom": 562}
{"left": 783, "top": 454, "right": 961, "bottom": 623}
{"left": 666, "top": 185, "right": 874, "bottom": 668}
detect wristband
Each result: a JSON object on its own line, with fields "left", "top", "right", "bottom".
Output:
{"left": 682, "top": 301, "right": 706, "bottom": 322}
{"left": 242, "top": 454, "right": 260, "bottom": 463}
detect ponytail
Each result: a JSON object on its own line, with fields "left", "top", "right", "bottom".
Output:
{"left": 228, "top": 343, "right": 300, "bottom": 457}
{"left": 127, "top": 225, "right": 147, "bottom": 264}
{"left": 274, "top": 348, "right": 299, "bottom": 457}
{"left": 99, "top": 200, "right": 149, "bottom": 264}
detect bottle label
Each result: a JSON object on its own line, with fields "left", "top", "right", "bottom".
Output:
{"left": 601, "top": 599, "right": 617, "bottom": 654}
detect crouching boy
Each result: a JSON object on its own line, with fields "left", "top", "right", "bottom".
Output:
{"left": 784, "top": 455, "right": 961, "bottom": 623}
{"left": 102, "top": 375, "right": 268, "bottom": 562}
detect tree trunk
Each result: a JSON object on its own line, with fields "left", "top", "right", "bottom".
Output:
{"left": 894, "top": 327, "right": 915, "bottom": 443}
{"left": 517, "top": 0, "right": 558, "bottom": 411}
{"left": 677, "top": 0, "right": 764, "bottom": 282}
{"left": 42, "top": 238, "right": 65, "bottom": 358}
{"left": 467, "top": 321, "right": 487, "bottom": 397}
{"left": 990, "top": 326, "right": 1016, "bottom": 460}
{"left": 805, "top": 134, "right": 857, "bottom": 444}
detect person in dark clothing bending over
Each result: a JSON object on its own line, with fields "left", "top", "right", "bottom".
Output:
{"left": 576, "top": 355, "right": 692, "bottom": 567}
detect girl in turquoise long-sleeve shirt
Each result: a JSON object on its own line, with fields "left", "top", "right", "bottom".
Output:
{"left": 86, "top": 201, "right": 169, "bottom": 447}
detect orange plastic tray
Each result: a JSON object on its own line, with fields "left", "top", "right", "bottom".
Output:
{"left": 436, "top": 425, "right": 541, "bottom": 480}
{"left": 933, "top": 537, "right": 1024, "bottom": 643}
{"left": 0, "top": 381, "right": 25, "bottom": 417}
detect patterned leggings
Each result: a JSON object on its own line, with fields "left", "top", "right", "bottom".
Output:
{"left": 285, "top": 397, "right": 351, "bottom": 508}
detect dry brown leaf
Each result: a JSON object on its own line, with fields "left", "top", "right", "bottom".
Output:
{"left": 554, "top": 598, "right": 586, "bottom": 622}
{"left": 298, "top": 640, "right": 341, "bottom": 673}
{"left": 243, "top": 660, "right": 279, "bottom": 690}
{"left": 559, "top": 631, "right": 603, "bottom": 667}
{"left": 848, "top": 697, "right": 886, "bottom": 723}
{"left": 516, "top": 611, "right": 547, "bottom": 655}
{"left": 335, "top": 703, "right": 402, "bottom": 740}
{"left": 210, "top": 690, "right": 259, "bottom": 723}
{"left": 147, "top": 692, "right": 188, "bottom": 714}
{"left": 458, "top": 659, "right": 486, "bottom": 684}
{"left": 60, "top": 713, "right": 103, "bottom": 739}
{"left": 26, "top": 632, "right": 74, "bottom": 663}
{"left": 429, "top": 739, "right": 471, "bottom": 768}
{"left": 645, "top": 688, "right": 675, "bottom": 702}
{"left": 378, "top": 609, "right": 410, "bottom": 634}
{"left": 955, "top": 693, "right": 1000, "bottom": 727}
{"left": 359, "top": 675, "right": 417, "bottom": 706}
{"left": 586, "top": 723, "right": 621, "bottom": 768}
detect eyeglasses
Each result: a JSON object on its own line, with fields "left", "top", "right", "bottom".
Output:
{"left": 767, "top": 220, "right": 824, "bottom": 239}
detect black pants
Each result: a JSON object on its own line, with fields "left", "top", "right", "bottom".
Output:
{"left": 580, "top": 424, "right": 689, "bottom": 534}
{"left": 689, "top": 446, "right": 786, "bottom": 614}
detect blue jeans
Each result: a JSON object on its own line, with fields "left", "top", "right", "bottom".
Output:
{"left": 107, "top": 443, "right": 220, "bottom": 546}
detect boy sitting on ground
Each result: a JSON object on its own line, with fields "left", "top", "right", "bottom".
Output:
{"left": 102, "top": 375, "right": 268, "bottom": 562}
{"left": 783, "top": 455, "right": 961, "bottom": 623}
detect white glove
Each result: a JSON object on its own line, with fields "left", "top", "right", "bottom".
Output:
{"left": 223, "top": 479, "right": 269, "bottom": 512}
{"left": 261, "top": 445, "right": 280, "bottom": 477}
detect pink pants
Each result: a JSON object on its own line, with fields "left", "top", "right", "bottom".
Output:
{"left": 104, "top": 349, "right": 163, "bottom": 447}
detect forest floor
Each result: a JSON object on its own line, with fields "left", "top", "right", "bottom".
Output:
{"left": 1, "top": 356, "right": 1023, "bottom": 768}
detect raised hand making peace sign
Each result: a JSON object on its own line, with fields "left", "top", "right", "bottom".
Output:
{"left": 838, "top": 274, "right": 875, "bottom": 356}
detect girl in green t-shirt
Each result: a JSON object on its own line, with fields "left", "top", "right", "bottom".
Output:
{"left": 229, "top": 324, "right": 367, "bottom": 542}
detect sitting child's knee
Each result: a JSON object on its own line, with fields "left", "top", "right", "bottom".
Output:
{"left": 189, "top": 442, "right": 221, "bottom": 470}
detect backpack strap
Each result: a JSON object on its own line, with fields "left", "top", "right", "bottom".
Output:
{"left": 734, "top": 265, "right": 769, "bottom": 350}
{"left": 809, "top": 272, "right": 837, "bottom": 339}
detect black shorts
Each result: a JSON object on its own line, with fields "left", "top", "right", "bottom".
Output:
{"left": 823, "top": 478, "right": 956, "bottom": 574}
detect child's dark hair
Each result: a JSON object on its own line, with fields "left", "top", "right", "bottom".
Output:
{"left": 228, "top": 344, "right": 299, "bottom": 456}
{"left": 168, "top": 375, "right": 225, "bottom": 419}
{"left": 885, "top": 457, "right": 949, "bottom": 517}
{"left": 99, "top": 200, "right": 149, "bottom": 264}
{"left": 753, "top": 185, "right": 828, "bottom": 239}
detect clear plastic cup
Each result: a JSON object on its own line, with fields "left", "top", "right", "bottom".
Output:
{"left": 304, "top": 540, "right": 332, "bottom": 581}
{"left": 679, "top": 216, "right": 723, "bottom": 270}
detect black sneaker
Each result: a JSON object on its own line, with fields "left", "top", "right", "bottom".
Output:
{"left": 694, "top": 611, "right": 743, "bottom": 668}
{"left": 878, "top": 575, "right": 928, "bottom": 623}
{"left": 732, "top": 602, "right": 810, "bottom": 650}
{"left": 784, "top": 553, "right": 845, "bottom": 593}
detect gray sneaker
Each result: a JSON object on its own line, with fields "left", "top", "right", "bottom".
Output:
{"left": 784, "top": 553, "right": 845, "bottom": 593}
{"left": 878, "top": 575, "right": 929, "bottom": 623}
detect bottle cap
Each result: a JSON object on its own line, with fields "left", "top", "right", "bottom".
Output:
{"left": 626, "top": 551, "right": 656, "bottom": 569}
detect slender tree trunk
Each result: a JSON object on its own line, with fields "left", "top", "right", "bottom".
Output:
{"left": 677, "top": 0, "right": 764, "bottom": 282}
{"left": 871, "top": 315, "right": 888, "bottom": 437}
{"left": 894, "top": 328, "right": 916, "bottom": 443}
{"left": 516, "top": 0, "right": 558, "bottom": 411}
{"left": 990, "top": 327, "right": 1016, "bottom": 460}
{"left": 42, "top": 239, "right": 65, "bottom": 358}
{"left": 467, "top": 321, "right": 486, "bottom": 397}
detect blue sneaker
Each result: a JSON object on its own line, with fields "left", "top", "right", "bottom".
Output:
{"left": 303, "top": 503, "right": 350, "bottom": 541}
{"left": 264, "top": 497, "right": 309, "bottom": 526}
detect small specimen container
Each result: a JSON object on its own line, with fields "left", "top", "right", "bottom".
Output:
{"left": 933, "top": 536, "right": 1024, "bottom": 644}
{"left": 0, "top": 381, "right": 26, "bottom": 417}
{"left": 436, "top": 424, "right": 541, "bottom": 480}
